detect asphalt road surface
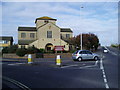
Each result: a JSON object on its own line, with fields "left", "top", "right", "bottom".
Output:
{"left": 1, "top": 46, "right": 119, "bottom": 89}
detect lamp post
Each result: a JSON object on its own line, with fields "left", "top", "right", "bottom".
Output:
{"left": 81, "top": 33, "right": 82, "bottom": 50}
{"left": 80, "top": 6, "right": 84, "bottom": 50}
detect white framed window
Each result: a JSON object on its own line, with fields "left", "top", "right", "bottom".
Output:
{"left": 47, "top": 31, "right": 52, "bottom": 38}
{"left": 4, "top": 40, "right": 8, "bottom": 44}
{"left": 0, "top": 40, "right": 8, "bottom": 44}
{"left": 21, "top": 33, "right": 26, "bottom": 38}
{"left": 30, "top": 33, "right": 35, "bottom": 38}
{"left": 66, "top": 34, "right": 70, "bottom": 39}
{"left": 0, "top": 40, "right": 3, "bottom": 44}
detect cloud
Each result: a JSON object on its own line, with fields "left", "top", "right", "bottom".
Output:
{"left": 2, "top": 2, "right": 118, "bottom": 46}
{"left": 1, "top": 0, "right": 119, "bottom": 2}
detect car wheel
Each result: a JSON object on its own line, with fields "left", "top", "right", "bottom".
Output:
{"left": 94, "top": 56, "right": 98, "bottom": 60}
{"left": 78, "top": 57, "right": 82, "bottom": 61}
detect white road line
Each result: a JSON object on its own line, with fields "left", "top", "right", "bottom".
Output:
{"left": 79, "top": 65, "right": 96, "bottom": 69}
{"left": 95, "top": 60, "right": 98, "bottom": 66}
{"left": 8, "top": 63, "right": 25, "bottom": 66}
{"left": 61, "top": 64, "right": 78, "bottom": 68}
{"left": 79, "top": 60, "right": 98, "bottom": 69}
{"left": 100, "top": 58, "right": 109, "bottom": 89}
{"left": 61, "top": 60, "right": 98, "bottom": 69}
{"left": 104, "top": 46, "right": 117, "bottom": 56}
{"left": 104, "top": 46, "right": 110, "bottom": 52}
{"left": 3, "top": 76, "right": 31, "bottom": 90}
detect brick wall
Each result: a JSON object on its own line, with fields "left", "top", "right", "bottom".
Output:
{"left": 43, "top": 53, "right": 72, "bottom": 58}
{"left": 3, "top": 53, "right": 36, "bottom": 59}
{"left": 2, "top": 53, "right": 72, "bottom": 59}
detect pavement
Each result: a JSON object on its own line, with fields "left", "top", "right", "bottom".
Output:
{"left": 1, "top": 46, "right": 119, "bottom": 89}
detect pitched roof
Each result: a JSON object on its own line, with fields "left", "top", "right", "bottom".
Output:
{"left": 0, "top": 36, "right": 13, "bottom": 41}
{"left": 35, "top": 16, "right": 57, "bottom": 23}
{"left": 18, "top": 27, "right": 37, "bottom": 31}
{"left": 18, "top": 40, "right": 35, "bottom": 45}
{"left": 37, "top": 22, "right": 60, "bottom": 30}
{"left": 60, "top": 28, "right": 73, "bottom": 32}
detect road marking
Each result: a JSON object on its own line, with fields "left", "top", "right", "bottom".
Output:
{"left": 95, "top": 60, "right": 98, "bottom": 66}
{"left": 100, "top": 58, "right": 109, "bottom": 89}
{"left": 61, "top": 60, "right": 99, "bottom": 69}
{"left": 104, "top": 46, "right": 117, "bottom": 56}
{"left": 79, "top": 60, "right": 98, "bottom": 69}
{"left": 61, "top": 64, "right": 78, "bottom": 68}
{"left": 8, "top": 63, "right": 25, "bottom": 66}
{"left": 3, "top": 76, "right": 31, "bottom": 90}
{"left": 79, "top": 65, "right": 96, "bottom": 69}
{"left": 104, "top": 46, "right": 110, "bottom": 52}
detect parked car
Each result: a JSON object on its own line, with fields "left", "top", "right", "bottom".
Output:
{"left": 72, "top": 50, "right": 99, "bottom": 61}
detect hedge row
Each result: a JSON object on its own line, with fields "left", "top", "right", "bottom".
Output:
{"left": 2, "top": 45, "right": 45, "bottom": 57}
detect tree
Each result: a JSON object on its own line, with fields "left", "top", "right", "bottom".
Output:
{"left": 68, "top": 33, "right": 100, "bottom": 51}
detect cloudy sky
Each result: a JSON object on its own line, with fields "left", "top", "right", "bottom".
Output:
{"left": 1, "top": 0, "right": 119, "bottom": 46}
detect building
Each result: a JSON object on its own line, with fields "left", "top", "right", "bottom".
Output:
{"left": 0, "top": 36, "right": 13, "bottom": 51}
{"left": 18, "top": 16, "right": 73, "bottom": 51}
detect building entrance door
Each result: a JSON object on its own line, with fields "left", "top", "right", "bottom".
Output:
{"left": 45, "top": 43, "right": 53, "bottom": 51}
{"left": 47, "top": 47, "right": 51, "bottom": 51}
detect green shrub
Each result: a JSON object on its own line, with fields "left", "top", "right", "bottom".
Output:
{"left": 2, "top": 45, "right": 18, "bottom": 54}
{"left": 26, "top": 46, "right": 41, "bottom": 54}
{"left": 39, "top": 48, "right": 45, "bottom": 53}
{"left": 16, "top": 48, "right": 27, "bottom": 57}
{"left": 69, "top": 50, "right": 76, "bottom": 53}
{"left": 8, "top": 45, "right": 18, "bottom": 53}
{"left": 2, "top": 47, "right": 9, "bottom": 53}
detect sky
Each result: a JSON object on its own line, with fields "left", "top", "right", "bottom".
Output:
{"left": 1, "top": 0, "right": 119, "bottom": 46}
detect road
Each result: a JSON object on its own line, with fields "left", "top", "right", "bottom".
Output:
{"left": 1, "top": 46, "right": 119, "bottom": 89}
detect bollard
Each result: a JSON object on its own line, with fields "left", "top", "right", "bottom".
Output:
{"left": 28, "top": 54, "right": 33, "bottom": 64}
{"left": 56, "top": 55, "right": 61, "bottom": 66}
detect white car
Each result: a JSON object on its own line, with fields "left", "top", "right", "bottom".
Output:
{"left": 72, "top": 50, "right": 99, "bottom": 61}
{"left": 103, "top": 49, "right": 108, "bottom": 53}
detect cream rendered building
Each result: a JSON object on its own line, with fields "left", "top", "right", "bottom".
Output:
{"left": 18, "top": 16, "right": 73, "bottom": 51}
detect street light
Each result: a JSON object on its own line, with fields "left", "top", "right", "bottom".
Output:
{"left": 81, "top": 33, "right": 82, "bottom": 50}
{"left": 80, "top": 6, "right": 83, "bottom": 50}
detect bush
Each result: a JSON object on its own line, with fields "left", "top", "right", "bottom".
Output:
{"left": 2, "top": 47, "right": 9, "bottom": 54}
{"left": 27, "top": 47, "right": 41, "bottom": 54}
{"left": 111, "top": 44, "right": 118, "bottom": 48}
{"left": 16, "top": 48, "right": 27, "bottom": 57}
{"left": 2, "top": 45, "right": 18, "bottom": 54}
{"left": 69, "top": 50, "right": 76, "bottom": 53}
{"left": 8, "top": 45, "right": 18, "bottom": 53}
{"left": 39, "top": 48, "right": 45, "bottom": 53}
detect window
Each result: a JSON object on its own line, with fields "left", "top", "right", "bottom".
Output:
{"left": 0, "top": 40, "right": 8, "bottom": 44}
{"left": 60, "top": 34, "right": 63, "bottom": 39}
{"left": 21, "top": 33, "right": 26, "bottom": 38}
{"left": 4, "top": 40, "right": 8, "bottom": 44}
{"left": 44, "top": 20, "right": 49, "bottom": 23}
{"left": 66, "top": 34, "right": 70, "bottom": 39}
{"left": 0, "top": 40, "right": 3, "bottom": 44}
{"left": 47, "top": 31, "right": 52, "bottom": 38}
{"left": 79, "top": 51, "right": 87, "bottom": 54}
{"left": 86, "top": 51, "right": 92, "bottom": 54}
{"left": 30, "top": 33, "right": 35, "bottom": 38}
{"left": 21, "top": 45, "right": 25, "bottom": 48}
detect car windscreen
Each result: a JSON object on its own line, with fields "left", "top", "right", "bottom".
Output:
{"left": 73, "top": 51, "right": 79, "bottom": 54}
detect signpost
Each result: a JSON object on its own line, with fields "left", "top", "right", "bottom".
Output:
{"left": 54, "top": 46, "right": 64, "bottom": 52}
